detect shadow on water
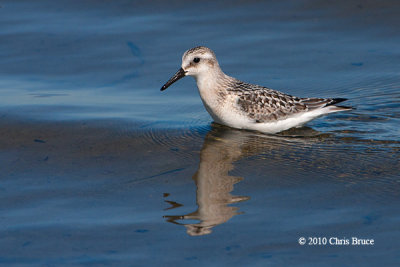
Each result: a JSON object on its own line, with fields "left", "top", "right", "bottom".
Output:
{"left": 162, "top": 124, "right": 347, "bottom": 236}
{"left": 163, "top": 126, "right": 251, "bottom": 236}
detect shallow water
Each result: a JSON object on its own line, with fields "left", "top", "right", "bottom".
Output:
{"left": 1, "top": 0, "right": 400, "bottom": 266}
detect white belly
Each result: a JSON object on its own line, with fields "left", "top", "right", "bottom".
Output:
{"left": 203, "top": 99, "right": 338, "bottom": 134}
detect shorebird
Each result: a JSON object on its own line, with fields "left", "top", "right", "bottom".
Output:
{"left": 161, "top": 46, "right": 351, "bottom": 134}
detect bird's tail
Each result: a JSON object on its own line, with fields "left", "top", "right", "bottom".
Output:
{"left": 300, "top": 97, "right": 353, "bottom": 112}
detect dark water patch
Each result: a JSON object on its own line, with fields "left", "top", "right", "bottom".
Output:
{"left": 143, "top": 168, "right": 185, "bottom": 180}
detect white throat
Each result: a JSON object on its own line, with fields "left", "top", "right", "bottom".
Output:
{"left": 193, "top": 67, "right": 227, "bottom": 93}
{"left": 191, "top": 68, "right": 230, "bottom": 123}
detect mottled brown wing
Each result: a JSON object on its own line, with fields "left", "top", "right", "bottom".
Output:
{"left": 236, "top": 88, "right": 307, "bottom": 123}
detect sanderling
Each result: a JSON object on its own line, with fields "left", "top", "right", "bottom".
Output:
{"left": 161, "top": 46, "right": 352, "bottom": 134}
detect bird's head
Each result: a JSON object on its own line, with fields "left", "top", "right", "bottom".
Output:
{"left": 161, "top": 46, "right": 220, "bottom": 91}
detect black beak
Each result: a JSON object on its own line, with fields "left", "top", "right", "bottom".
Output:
{"left": 160, "top": 68, "right": 186, "bottom": 91}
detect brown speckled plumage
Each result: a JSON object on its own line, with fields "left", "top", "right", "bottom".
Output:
{"left": 184, "top": 46, "right": 216, "bottom": 57}
{"left": 222, "top": 79, "right": 346, "bottom": 123}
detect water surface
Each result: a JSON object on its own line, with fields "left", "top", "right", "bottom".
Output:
{"left": 0, "top": 0, "right": 399, "bottom": 266}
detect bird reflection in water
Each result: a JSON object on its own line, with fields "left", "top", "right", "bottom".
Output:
{"left": 163, "top": 124, "right": 325, "bottom": 236}
{"left": 164, "top": 125, "right": 251, "bottom": 236}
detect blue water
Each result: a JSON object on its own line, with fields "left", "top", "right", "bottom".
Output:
{"left": 0, "top": 0, "right": 399, "bottom": 266}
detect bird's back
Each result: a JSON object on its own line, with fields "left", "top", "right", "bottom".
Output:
{"left": 222, "top": 78, "right": 351, "bottom": 127}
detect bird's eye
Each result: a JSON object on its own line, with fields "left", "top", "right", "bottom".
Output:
{"left": 193, "top": 57, "right": 200, "bottom": 63}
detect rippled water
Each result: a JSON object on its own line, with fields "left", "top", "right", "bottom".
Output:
{"left": 1, "top": 0, "right": 399, "bottom": 265}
